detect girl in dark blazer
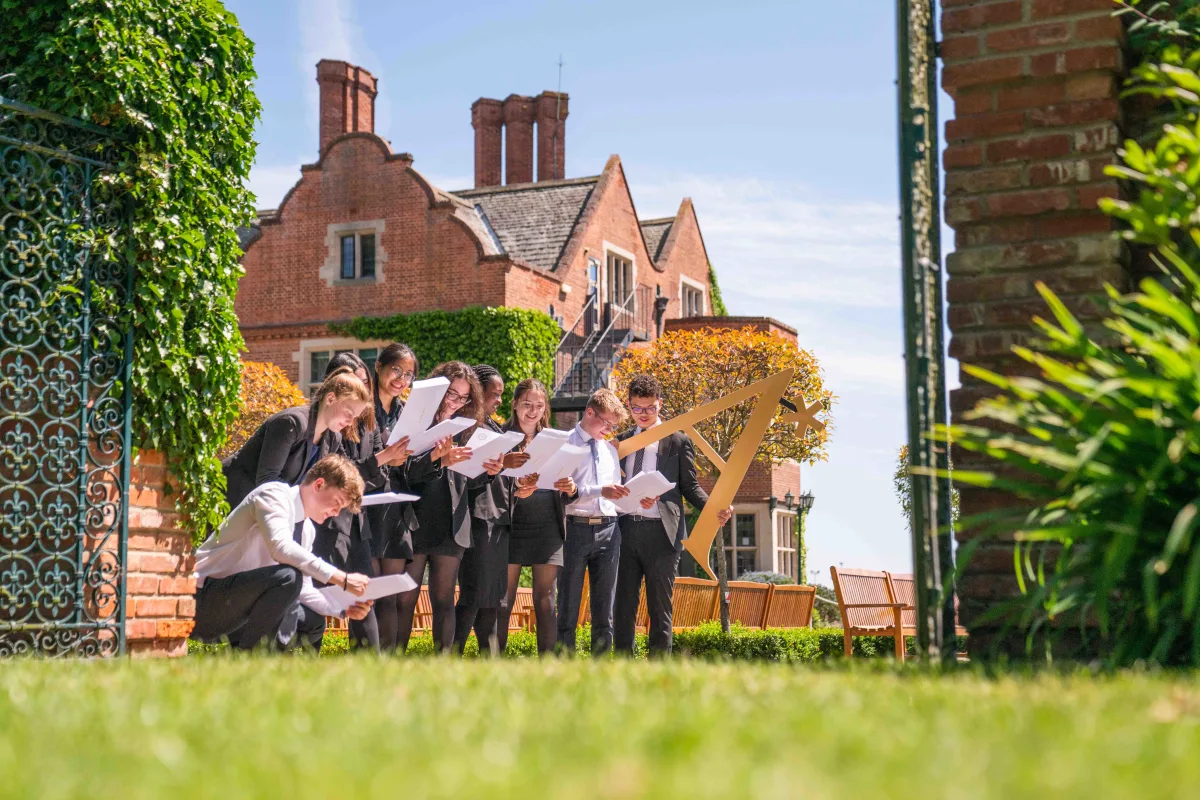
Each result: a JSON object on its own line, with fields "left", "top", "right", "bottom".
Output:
{"left": 310, "top": 352, "right": 411, "bottom": 651}
{"left": 393, "top": 360, "right": 486, "bottom": 654}
{"left": 453, "top": 365, "right": 519, "bottom": 657}
{"left": 222, "top": 367, "right": 373, "bottom": 509}
{"left": 366, "top": 343, "right": 421, "bottom": 653}
{"left": 497, "top": 378, "right": 574, "bottom": 656}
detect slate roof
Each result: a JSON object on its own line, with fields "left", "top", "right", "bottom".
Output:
{"left": 639, "top": 216, "right": 674, "bottom": 263}
{"left": 448, "top": 176, "right": 599, "bottom": 271}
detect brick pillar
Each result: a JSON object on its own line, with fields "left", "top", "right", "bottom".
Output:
{"left": 536, "top": 90, "right": 569, "bottom": 181}
{"left": 503, "top": 94, "right": 536, "bottom": 185}
{"left": 940, "top": 0, "right": 1128, "bottom": 654}
{"left": 125, "top": 451, "right": 195, "bottom": 657}
{"left": 472, "top": 97, "right": 503, "bottom": 188}
{"left": 316, "top": 59, "right": 378, "bottom": 155}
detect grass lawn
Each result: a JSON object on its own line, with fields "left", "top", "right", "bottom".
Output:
{"left": 2, "top": 658, "right": 1199, "bottom": 799}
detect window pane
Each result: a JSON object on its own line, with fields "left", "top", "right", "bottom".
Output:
{"left": 340, "top": 235, "right": 355, "bottom": 279}
{"left": 736, "top": 551, "right": 755, "bottom": 578}
{"left": 736, "top": 514, "right": 755, "bottom": 547}
{"left": 310, "top": 351, "right": 330, "bottom": 390}
{"left": 360, "top": 233, "right": 375, "bottom": 278}
{"left": 358, "top": 348, "right": 377, "bottom": 376}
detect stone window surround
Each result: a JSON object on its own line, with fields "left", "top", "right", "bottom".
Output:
{"left": 601, "top": 240, "right": 637, "bottom": 305}
{"left": 293, "top": 336, "right": 392, "bottom": 396}
{"left": 321, "top": 219, "right": 387, "bottom": 287}
{"left": 679, "top": 273, "right": 707, "bottom": 317}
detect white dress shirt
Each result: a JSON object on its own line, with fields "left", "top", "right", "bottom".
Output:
{"left": 194, "top": 482, "right": 341, "bottom": 616}
{"left": 565, "top": 423, "right": 620, "bottom": 518}
{"left": 623, "top": 420, "right": 662, "bottom": 519}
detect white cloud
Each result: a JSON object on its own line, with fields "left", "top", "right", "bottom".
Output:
{"left": 296, "top": 0, "right": 390, "bottom": 143}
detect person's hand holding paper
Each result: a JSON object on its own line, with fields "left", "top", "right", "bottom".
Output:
{"left": 612, "top": 471, "right": 676, "bottom": 515}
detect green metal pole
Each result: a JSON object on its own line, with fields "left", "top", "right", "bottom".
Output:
{"left": 897, "top": 0, "right": 955, "bottom": 664}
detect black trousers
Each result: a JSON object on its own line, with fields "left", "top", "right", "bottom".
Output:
{"left": 557, "top": 520, "right": 620, "bottom": 655}
{"left": 613, "top": 518, "right": 680, "bottom": 656}
{"left": 313, "top": 523, "right": 379, "bottom": 652}
{"left": 278, "top": 602, "right": 327, "bottom": 652}
{"left": 190, "top": 564, "right": 302, "bottom": 651}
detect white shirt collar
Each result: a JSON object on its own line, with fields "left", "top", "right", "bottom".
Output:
{"left": 290, "top": 484, "right": 306, "bottom": 523}
{"left": 636, "top": 419, "right": 663, "bottom": 435}
{"left": 574, "top": 423, "right": 595, "bottom": 442}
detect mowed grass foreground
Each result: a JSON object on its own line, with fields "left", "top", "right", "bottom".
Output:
{"left": 2, "top": 658, "right": 1200, "bottom": 799}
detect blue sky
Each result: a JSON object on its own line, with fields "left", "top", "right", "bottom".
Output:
{"left": 225, "top": 0, "right": 953, "bottom": 580}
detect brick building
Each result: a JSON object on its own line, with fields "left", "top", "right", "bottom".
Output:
{"left": 236, "top": 60, "right": 716, "bottom": 405}
{"left": 665, "top": 317, "right": 805, "bottom": 583}
{"left": 940, "top": 0, "right": 1132, "bottom": 652}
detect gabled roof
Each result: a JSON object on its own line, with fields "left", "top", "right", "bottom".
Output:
{"left": 639, "top": 216, "right": 674, "bottom": 263}
{"left": 448, "top": 176, "right": 599, "bottom": 271}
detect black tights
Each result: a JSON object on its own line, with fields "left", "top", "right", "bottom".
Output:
{"left": 454, "top": 605, "right": 501, "bottom": 657}
{"left": 395, "top": 552, "right": 463, "bottom": 654}
{"left": 374, "top": 557, "right": 409, "bottom": 653}
{"left": 498, "top": 564, "right": 560, "bottom": 656}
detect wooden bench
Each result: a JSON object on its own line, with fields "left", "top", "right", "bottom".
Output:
{"left": 886, "top": 572, "right": 968, "bottom": 641}
{"left": 727, "top": 580, "right": 772, "bottom": 628}
{"left": 511, "top": 586, "right": 535, "bottom": 631}
{"left": 671, "top": 577, "right": 720, "bottom": 631}
{"left": 762, "top": 584, "right": 816, "bottom": 628}
{"left": 830, "top": 566, "right": 907, "bottom": 660}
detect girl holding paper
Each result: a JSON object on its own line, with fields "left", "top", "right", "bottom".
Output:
{"left": 394, "top": 361, "right": 486, "bottom": 654}
{"left": 368, "top": 343, "right": 423, "bottom": 652}
{"left": 310, "top": 353, "right": 411, "bottom": 652}
{"left": 222, "top": 367, "right": 375, "bottom": 509}
{"left": 497, "top": 378, "right": 576, "bottom": 656}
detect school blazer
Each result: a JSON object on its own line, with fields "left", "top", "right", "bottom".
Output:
{"left": 616, "top": 428, "right": 709, "bottom": 548}
{"left": 222, "top": 405, "right": 340, "bottom": 509}
{"left": 312, "top": 418, "right": 389, "bottom": 568}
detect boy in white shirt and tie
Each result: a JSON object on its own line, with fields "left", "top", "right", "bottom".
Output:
{"left": 191, "top": 455, "right": 372, "bottom": 651}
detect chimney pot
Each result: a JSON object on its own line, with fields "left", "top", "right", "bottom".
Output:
{"left": 535, "top": 91, "right": 569, "bottom": 182}
{"left": 502, "top": 94, "right": 536, "bottom": 185}
{"left": 471, "top": 98, "right": 504, "bottom": 188}
{"left": 316, "top": 59, "right": 378, "bottom": 156}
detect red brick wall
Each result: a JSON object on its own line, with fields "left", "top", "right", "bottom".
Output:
{"left": 700, "top": 460, "right": 800, "bottom": 505}
{"left": 940, "top": 0, "right": 1129, "bottom": 650}
{"left": 125, "top": 451, "right": 195, "bottom": 658}
{"left": 665, "top": 316, "right": 798, "bottom": 343}
{"left": 503, "top": 95, "right": 536, "bottom": 185}
{"left": 536, "top": 91, "right": 568, "bottom": 182}
{"left": 654, "top": 200, "right": 718, "bottom": 320}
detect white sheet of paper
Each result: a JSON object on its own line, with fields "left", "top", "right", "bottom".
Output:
{"left": 317, "top": 573, "right": 418, "bottom": 615}
{"left": 386, "top": 376, "right": 449, "bottom": 446}
{"left": 360, "top": 491, "right": 420, "bottom": 507}
{"left": 500, "top": 428, "right": 571, "bottom": 479}
{"left": 612, "top": 470, "right": 676, "bottom": 515}
{"left": 535, "top": 444, "right": 591, "bottom": 491}
{"left": 407, "top": 416, "right": 475, "bottom": 455}
{"left": 449, "top": 428, "right": 525, "bottom": 478}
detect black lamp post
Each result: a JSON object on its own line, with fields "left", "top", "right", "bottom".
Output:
{"left": 783, "top": 489, "right": 795, "bottom": 510}
{"left": 798, "top": 490, "right": 814, "bottom": 512}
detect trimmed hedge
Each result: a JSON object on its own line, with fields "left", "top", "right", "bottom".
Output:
{"left": 333, "top": 306, "right": 561, "bottom": 415}
{"left": 191, "top": 623, "right": 964, "bottom": 662}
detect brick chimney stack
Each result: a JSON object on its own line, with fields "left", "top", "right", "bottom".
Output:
{"left": 502, "top": 94, "right": 536, "bottom": 185}
{"left": 316, "top": 59, "right": 378, "bottom": 155}
{"left": 471, "top": 98, "right": 503, "bottom": 188}
{"left": 536, "top": 91, "right": 568, "bottom": 182}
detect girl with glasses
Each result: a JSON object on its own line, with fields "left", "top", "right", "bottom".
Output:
{"left": 394, "top": 361, "right": 497, "bottom": 654}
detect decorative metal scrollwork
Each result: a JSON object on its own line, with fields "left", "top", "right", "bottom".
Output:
{"left": 0, "top": 87, "right": 131, "bottom": 657}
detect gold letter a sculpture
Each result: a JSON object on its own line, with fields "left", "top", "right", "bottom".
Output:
{"left": 616, "top": 369, "right": 824, "bottom": 579}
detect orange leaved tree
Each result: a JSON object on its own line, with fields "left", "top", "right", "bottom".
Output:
{"left": 611, "top": 325, "right": 834, "bottom": 630}
{"left": 218, "top": 361, "right": 306, "bottom": 460}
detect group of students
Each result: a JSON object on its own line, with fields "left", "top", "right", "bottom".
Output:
{"left": 190, "top": 343, "right": 732, "bottom": 657}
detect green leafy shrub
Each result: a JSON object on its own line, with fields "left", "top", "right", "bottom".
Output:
{"left": 737, "top": 571, "right": 796, "bottom": 585}
{"left": 334, "top": 307, "right": 561, "bottom": 415}
{"left": 708, "top": 262, "right": 728, "bottom": 316}
{"left": 947, "top": 47, "right": 1200, "bottom": 666}
{"left": 1, "top": 0, "right": 260, "bottom": 530}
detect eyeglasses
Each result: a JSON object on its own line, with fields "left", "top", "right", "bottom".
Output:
{"left": 630, "top": 404, "right": 659, "bottom": 415}
{"left": 385, "top": 366, "right": 415, "bottom": 382}
{"left": 445, "top": 388, "right": 469, "bottom": 404}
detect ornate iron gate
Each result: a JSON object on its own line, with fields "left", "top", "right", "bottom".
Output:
{"left": 0, "top": 86, "right": 133, "bottom": 656}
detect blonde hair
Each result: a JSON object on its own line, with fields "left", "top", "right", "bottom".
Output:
{"left": 312, "top": 367, "right": 371, "bottom": 443}
{"left": 585, "top": 388, "right": 628, "bottom": 427}
{"left": 303, "top": 454, "right": 365, "bottom": 513}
